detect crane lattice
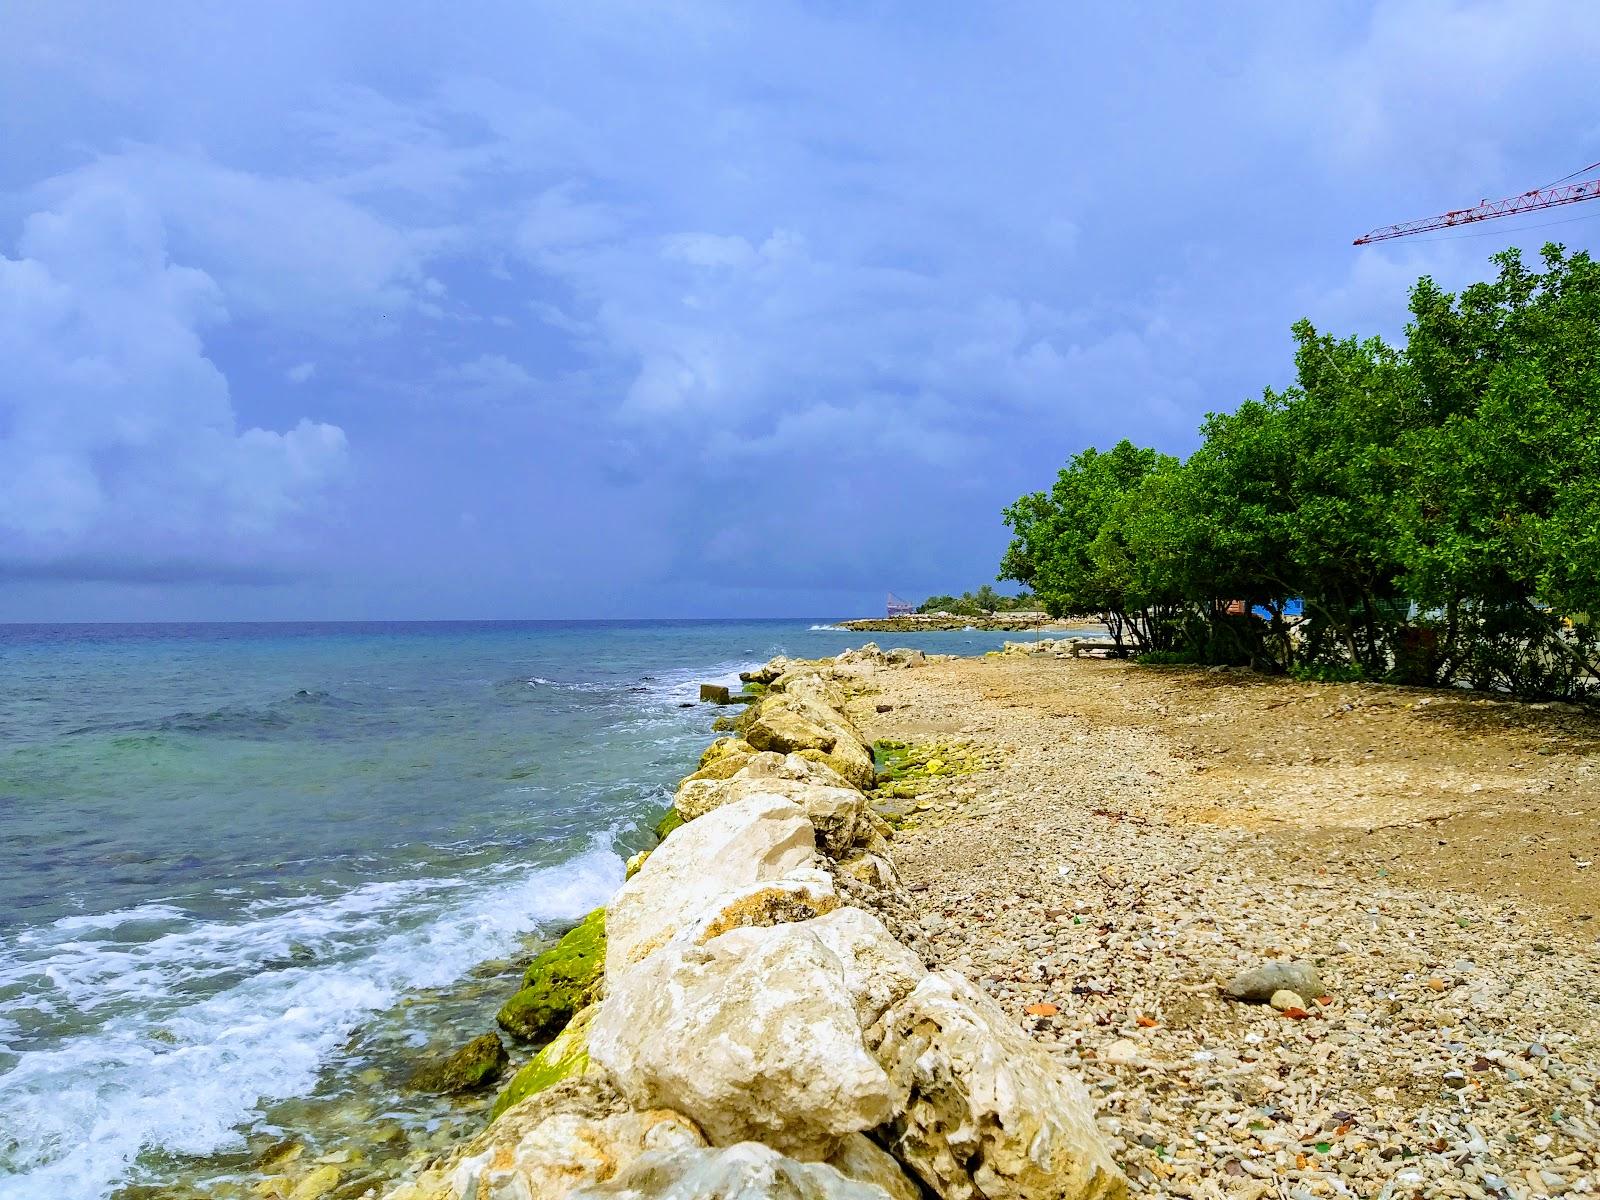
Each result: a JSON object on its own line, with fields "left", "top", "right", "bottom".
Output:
{"left": 1354, "top": 160, "right": 1600, "bottom": 245}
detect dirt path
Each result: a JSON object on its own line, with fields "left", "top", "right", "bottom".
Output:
{"left": 858, "top": 653, "right": 1600, "bottom": 1198}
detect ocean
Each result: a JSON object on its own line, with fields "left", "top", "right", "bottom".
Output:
{"left": 0, "top": 619, "right": 1049, "bottom": 1200}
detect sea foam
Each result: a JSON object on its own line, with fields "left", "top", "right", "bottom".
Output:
{"left": 0, "top": 844, "right": 622, "bottom": 1200}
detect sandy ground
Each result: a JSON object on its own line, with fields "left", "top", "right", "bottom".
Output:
{"left": 857, "top": 653, "right": 1600, "bottom": 1199}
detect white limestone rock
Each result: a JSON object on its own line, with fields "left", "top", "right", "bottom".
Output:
{"left": 804, "top": 906, "right": 926, "bottom": 1029}
{"left": 674, "top": 757, "right": 868, "bottom": 856}
{"left": 570, "top": 1140, "right": 910, "bottom": 1199}
{"left": 605, "top": 796, "right": 817, "bottom": 973}
{"left": 589, "top": 921, "right": 899, "bottom": 1160}
{"left": 826, "top": 1134, "right": 924, "bottom": 1200}
{"left": 873, "top": 971, "right": 1128, "bottom": 1200}
{"left": 380, "top": 1078, "right": 704, "bottom": 1200}
{"left": 681, "top": 869, "right": 841, "bottom": 945}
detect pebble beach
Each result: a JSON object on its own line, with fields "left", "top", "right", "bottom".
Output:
{"left": 869, "top": 644, "right": 1600, "bottom": 1199}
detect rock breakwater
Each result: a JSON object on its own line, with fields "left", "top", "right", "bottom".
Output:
{"left": 379, "top": 646, "right": 1127, "bottom": 1200}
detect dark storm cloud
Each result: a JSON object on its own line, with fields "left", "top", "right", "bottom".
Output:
{"left": 2, "top": 1, "right": 1597, "bottom": 619}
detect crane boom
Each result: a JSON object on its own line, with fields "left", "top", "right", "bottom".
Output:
{"left": 1353, "top": 172, "right": 1600, "bottom": 245}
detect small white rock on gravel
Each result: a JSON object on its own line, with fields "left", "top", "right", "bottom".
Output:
{"left": 857, "top": 659, "right": 1600, "bottom": 1200}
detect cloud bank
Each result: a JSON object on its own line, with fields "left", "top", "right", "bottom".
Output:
{"left": 2, "top": 1, "right": 1597, "bottom": 618}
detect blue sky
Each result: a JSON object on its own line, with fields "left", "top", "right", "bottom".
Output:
{"left": 3, "top": 1, "right": 1598, "bottom": 620}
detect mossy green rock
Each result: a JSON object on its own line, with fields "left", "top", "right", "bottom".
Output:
{"left": 490, "top": 1004, "right": 597, "bottom": 1120}
{"left": 654, "top": 806, "right": 686, "bottom": 840}
{"left": 495, "top": 908, "right": 605, "bottom": 1042}
{"left": 405, "top": 1031, "right": 508, "bottom": 1094}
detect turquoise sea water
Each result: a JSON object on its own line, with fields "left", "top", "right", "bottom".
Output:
{"left": 0, "top": 619, "right": 1050, "bottom": 1199}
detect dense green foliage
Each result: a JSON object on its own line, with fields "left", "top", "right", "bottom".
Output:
{"left": 916, "top": 585, "right": 1036, "bottom": 615}
{"left": 1001, "top": 245, "right": 1600, "bottom": 700}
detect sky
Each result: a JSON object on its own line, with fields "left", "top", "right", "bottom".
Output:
{"left": 3, "top": 1, "right": 1598, "bottom": 621}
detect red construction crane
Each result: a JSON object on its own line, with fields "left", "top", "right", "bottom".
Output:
{"left": 1353, "top": 161, "right": 1600, "bottom": 245}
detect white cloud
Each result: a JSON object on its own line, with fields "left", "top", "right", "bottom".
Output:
{"left": 287, "top": 361, "right": 317, "bottom": 384}
{"left": 516, "top": 185, "right": 625, "bottom": 257}
{"left": 436, "top": 353, "right": 537, "bottom": 401}
{"left": 0, "top": 181, "right": 346, "bottom": 565}
{"left": 36, "top": 148, "right": 439, "bottom": 331}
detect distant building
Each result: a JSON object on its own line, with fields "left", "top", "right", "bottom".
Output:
{"left": 886, "top": 592, "right": 916, "bottom": 617}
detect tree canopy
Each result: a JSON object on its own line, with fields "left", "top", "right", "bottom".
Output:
{"left": 1000, "top": 244, "right": 1600, "bottom": 700}
{"left": 917, "top": 585, "right": 1036, "bottom": 616}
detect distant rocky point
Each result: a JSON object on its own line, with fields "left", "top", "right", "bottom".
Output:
{"left": 840, "top": 611, "right": 1090, "bottom": 632}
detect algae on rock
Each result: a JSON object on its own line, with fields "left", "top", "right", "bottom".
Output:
{"left": 496, "top": 907, "right": 605, "bottom": 1042}
{"left": 869, "top": 738, "right": 994, "bottom": 801}
{"left": 654, "top": 806, "right": 686, "bottom": 840}
{"left": 491, "top": 1004, "right": 599, "bottom": 1120}
{"left": 405, "top": 1032, "right": 508, "bottom": 1095}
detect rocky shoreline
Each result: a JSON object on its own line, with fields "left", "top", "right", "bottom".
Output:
{"left": 365, "top": 645, "right": 1128, "bottom": 1200}
{"left": 250, "top": 637, "right": 1600, "bottom": 1200}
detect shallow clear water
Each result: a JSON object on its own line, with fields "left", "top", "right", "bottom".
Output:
{"left": 0, "top": 619, "right": 1050, "bottom": 1199}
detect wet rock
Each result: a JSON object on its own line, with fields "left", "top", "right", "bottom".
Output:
{"left": 740, "top": 659, "right": 794, "bottom": 686}
{"left": 1221, "top": 960, "right": 1324, "bottom": 1003}
{"left": 699, "top": 683, "right": 732, "bottom": 704}
{"left": 491, "top": 1004, "right": 600, "bottom": 1119}
{"left": 496, "top": 907, "right": 605, "bottom": 1042}
{"left": 405, "top": 1032, "right": 508, "bottom": 1094}
{"left": 288, "top": 1164, "right": 343, "bottom": 1200}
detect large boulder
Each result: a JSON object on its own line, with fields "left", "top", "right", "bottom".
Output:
{"left": 589, "top": 921, "right": 899, "bottom": 1160}
{"left": 699, "top": 736, "right": 751, "bottom": 767}
{"left": 751, "top": 676, "right": 877, "bottom": 790}
{"left": 739, "top": 657, "right": 797, "bottom": 686}
{"left": 605, "top": 796, "right": 818, "bottom": 974}
{"left": 738, "top": 750, "right": 857, "bottom": 789}
{"left": 570, "top": 1140, "right": 916, "bottom": 1199}
{"left": 744, "top": 701, "right": 838, "bottom": 754}
{"left": 828, "top": 1134, "right": 924, "bottom": 1200}
{"left": 798, "top": 739, "right": 877, "bottom": 791}
{"left": 873, "top": 972, "right": 1127, "bottom": 1200}
{"left": 382, "top": 1078, "right": 705, "bottom": 1200}
{"left": 684, "top": 870, "right": 841, "bottom": 944}
{"left": 804, "top": 907, "right": 926, "bottom": 1029}
{"left": 674, "top": 756, "right": 868, "bottom": 856}
{"left": 497, "top": 907, "right": 606, "bottom": 1041}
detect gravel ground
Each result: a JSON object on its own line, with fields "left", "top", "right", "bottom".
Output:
{"left": 857, "top": 653, "right": 1600, "bottom": 1200}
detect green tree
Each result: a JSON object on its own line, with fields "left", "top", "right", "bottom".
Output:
{"left": 1000, "top": 440, "right": 1177, "bottom": 650}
